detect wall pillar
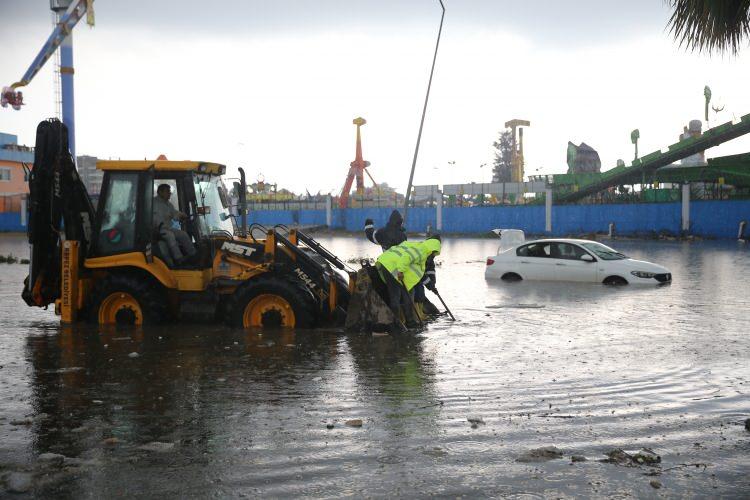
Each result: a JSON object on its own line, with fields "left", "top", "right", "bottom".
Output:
{"left": 325, "top": 195, "right": 332, "bottom": 227}
{"left": 681, "top": 183, "right": 690, "bottom": 232}
{"left": 20, "top": 197, "right": 27, "bottom": 227}
{"left": 545, "top": 188, "right": 552, "bottom": 233}
{"left": 436, "top": 189, "right": 443, "bottom": 231}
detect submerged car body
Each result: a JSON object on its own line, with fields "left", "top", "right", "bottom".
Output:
{"left": 485, "top": 237, "right": 672, "bottom": 285}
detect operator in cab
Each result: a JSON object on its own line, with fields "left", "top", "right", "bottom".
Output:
{"left": 153, "top": 184, "right": 196, "bottom": 265}
{"left": 364, "top": 210, "right": 440, "bottom": 318}
{"left": 375, "top": 235, "right": 442, "bottom": 329}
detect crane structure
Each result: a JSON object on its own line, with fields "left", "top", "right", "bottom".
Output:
{"left": 339, "top": 117, "right": 379, "bottom": 208}
{"left": 504, "top": 119, "right": 530, "bottom": 183}
{"left": 1, "top": 0, "right": 94, "bottom": 158}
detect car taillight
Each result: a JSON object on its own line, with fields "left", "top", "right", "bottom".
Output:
{"left": 486, "top": 258, "right": 495, "bottom": 266}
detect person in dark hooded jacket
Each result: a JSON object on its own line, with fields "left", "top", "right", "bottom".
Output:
{"left": 364, "top": 210, "right": 440, "bottom": 318}
{"left": 365, "top": 210, "right": 406, "bottom": 251}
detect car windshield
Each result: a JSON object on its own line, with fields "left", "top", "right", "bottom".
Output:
{"left": 580, "top": 241, "right": 627, "bottom": 260}
{"left": 193, "top": 174, "right": 235, "bottom": 236}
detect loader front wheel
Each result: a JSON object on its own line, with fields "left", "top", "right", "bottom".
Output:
{"left": 229, "top": 277, "right": 316, "bottom": 329}
{"left": 87, "top": 273, "right": 167, "bottom": 326}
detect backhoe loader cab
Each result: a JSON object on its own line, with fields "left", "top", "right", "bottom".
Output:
{"left": 92, "top": 160, "right": 234, "bottom": 267}
{"left": 23, "top": 119, "right": 354, "bottom": 329}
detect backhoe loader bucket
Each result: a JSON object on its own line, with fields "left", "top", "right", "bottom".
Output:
{"left": 345, "top": 264, "right": 401, "bottom": 332}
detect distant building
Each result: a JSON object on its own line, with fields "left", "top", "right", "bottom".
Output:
{"left": 77, "top": 155, "right": 103, "bottom": 195}
{"left": 0, "top": 132, "right": 34, "bottom": 212}
{"left": 566, "top": 142, "right": 601, "bottom": 174}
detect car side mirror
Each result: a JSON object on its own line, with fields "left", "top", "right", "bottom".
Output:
{"left": 581, "top": 254, "right": 595, "bottom": 262}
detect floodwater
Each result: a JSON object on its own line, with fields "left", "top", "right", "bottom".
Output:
{"left": 0, "top": 232, "right": 748, "bottom": 497}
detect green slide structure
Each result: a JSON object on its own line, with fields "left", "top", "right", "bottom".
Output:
{"left": 555, "top": 113, "right": 750, "bottom": 203}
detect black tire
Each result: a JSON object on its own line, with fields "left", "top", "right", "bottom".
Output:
{"left": 227, "top": 274, "right": 317, "bottom": 329}
{"left": 501, "top": 272, "right": 523, "bottom": 282}
{"left": 86, "top": 272, "right": 167, "bottom": 325}
{"left": 603, "top": 276, "right": 628, "bottom": 286}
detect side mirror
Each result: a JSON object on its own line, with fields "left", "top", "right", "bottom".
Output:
{"left": 581, "top": 254, "right": 595, "bottom": 262}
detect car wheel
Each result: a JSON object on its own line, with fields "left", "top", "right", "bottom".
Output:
{"left": 603, "top": 276, "right": 628, "bottom": 286}
{"left": 501, "top": 272, "right": 522, "bottom": 282}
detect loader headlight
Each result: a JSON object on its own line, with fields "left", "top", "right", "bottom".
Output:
{"left": 630, "top": 271, "right": 655, "bottom": 279}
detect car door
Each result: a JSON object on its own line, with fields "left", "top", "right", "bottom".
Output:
{"left": 515, "top": 242, "right": 555, "bottom": 280}
{"left": 552, "top": 242, "right": 599, "bottom": 282}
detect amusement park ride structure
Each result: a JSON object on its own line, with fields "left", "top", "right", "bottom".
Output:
{"left": 338, "top": 117, "right": 380, "bottom": 208}
{"left": 1, "top": 0, "right": 94, "bottom": 159}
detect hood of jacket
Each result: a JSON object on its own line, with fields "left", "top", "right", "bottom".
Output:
{"left": 421, "top": 238, "right": 441, "bottom": 256}
{"left": 386, "top": 210, "right": 403, "bottom": 228}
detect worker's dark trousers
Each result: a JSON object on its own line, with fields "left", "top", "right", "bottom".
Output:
{"left": 380, "top": 268, "right": 417, "bottom": 324}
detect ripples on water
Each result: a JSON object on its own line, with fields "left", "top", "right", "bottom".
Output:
{"left": 0, "top": 233, "right": 748, "bottom": 497}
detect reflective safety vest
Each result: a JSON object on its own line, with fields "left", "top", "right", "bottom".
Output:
{"left": 376, "top": 239, "right": 441, "bottom": 291}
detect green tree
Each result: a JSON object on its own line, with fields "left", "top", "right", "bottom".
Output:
{"left": 491, "top": 130, "right": 513, "bottom": 183}
{"left": 667, "top": 0, "right": 750, "bottom": 54}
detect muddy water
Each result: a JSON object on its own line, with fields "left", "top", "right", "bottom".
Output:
{"left": 0, "top": 233, "right": 748, "bottom": 497}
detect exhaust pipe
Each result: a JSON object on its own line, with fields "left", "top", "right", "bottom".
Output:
{"left": 238, "top": 167, "right": 248, "bottom": 238}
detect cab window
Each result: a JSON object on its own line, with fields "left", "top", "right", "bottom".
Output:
{"left": 97, "top": 173, "right": 138, "bottom": 254}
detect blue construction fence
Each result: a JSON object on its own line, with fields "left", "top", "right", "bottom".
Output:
{"left": 243, "top": 200, "right": 750, "bottom": 239}
{"left": 1, "top": 200, "right": 748, "bottom": 238}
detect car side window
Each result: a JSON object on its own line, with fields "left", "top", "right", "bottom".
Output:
{"left": 517, "top": 243, "right": 551, "bottom": 258}
{"left": 552, "top": 243, "right": 593, "bottom": 261}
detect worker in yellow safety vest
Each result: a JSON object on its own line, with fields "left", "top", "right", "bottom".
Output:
{"left": 376, "top": 235, "right": 441, "bottom": 328}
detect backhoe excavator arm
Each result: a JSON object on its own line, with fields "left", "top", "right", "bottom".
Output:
{"left": 23, "top": 119, "right": 95, "bottom": 308}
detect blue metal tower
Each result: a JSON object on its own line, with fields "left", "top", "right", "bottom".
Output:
{"left": 1, "top": 0, "right": 94, "bottom": 160}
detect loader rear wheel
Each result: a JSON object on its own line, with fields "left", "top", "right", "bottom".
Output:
{"left": 229, "top": 276, "right": 316, "bottom": 329}
{"left": 87, "top": 273, "right": 167, "bottom": 326}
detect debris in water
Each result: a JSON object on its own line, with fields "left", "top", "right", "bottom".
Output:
{"left": 650, "top": 480, "right": 662, "bottom": 489}
{"left": 486, "top": 304, "right": 545, "bottom": 309}
{"left": 745, "top": 418, "right": 750, "bottom": 431}
{"left": 571, "top": 455, "right": 587, "bottom": 462}
{"left": 6, "top": 472, "right": 32, "bottom": 493}
{"left": 37, "top": 453, "right": 65, "bottom": 468}
{"left": 601, "top": 448, "right": 661, "bottom": 466}
{"left": 326, "top": 422, "right": 334, "bottom": 429}
{"left": 103, "top": 437, "right": 120, "bottom": 446}
{"left": 516, "top": 446, "right": 563, "bottom": 462}
{"left": 345, "top": 419, "right": 363, "bottom": 427}
{"left": 138, "top": 442, "right": 175, "bottom": 452}
{"left": 467, "top": 417, "right": 485, "bottom": 429}
{"left": 128, "top": 352, "right": 140, "bottom": 358}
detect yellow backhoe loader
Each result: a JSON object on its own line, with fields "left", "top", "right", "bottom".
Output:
{"left": 23, "top": 119, "right": 361, "bottom": 329}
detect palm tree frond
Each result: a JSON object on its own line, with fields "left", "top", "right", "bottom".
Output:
{"left": 666, "top": 0, "right": 750, "bottom": 54}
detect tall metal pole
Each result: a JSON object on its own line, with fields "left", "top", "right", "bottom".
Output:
{"left": 403, "top": 0, "right": 445, "bottom": 225}
{"left": 60, "top": 30, "right": 76, "bottom": 159}
{"left": 52, "top": 0, "right": 77, "bottom": 160}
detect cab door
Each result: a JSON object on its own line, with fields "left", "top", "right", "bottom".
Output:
{"left": 93, "top": 172, "right": 140, "bottom": 256}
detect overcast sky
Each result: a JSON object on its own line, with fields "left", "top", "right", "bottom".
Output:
{"left": 2, "top": 0, "right": 750, "bottom": 194}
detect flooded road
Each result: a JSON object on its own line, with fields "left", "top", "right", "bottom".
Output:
{"left": 1, "top": 233, "right": 748, "bottom": 497}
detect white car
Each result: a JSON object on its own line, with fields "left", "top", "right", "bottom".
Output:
{"left": 485, "top": 236, "right": 672, "bottom": 285}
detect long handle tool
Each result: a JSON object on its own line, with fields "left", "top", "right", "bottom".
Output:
{"left": 432, "top": 288, "right": 456, "bottom": 321}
